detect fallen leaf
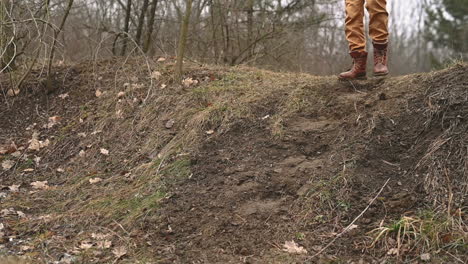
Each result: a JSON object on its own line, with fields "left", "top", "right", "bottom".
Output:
{"left": 0, "top": 223, "right": 4, "bottom": 230}
{"left": 97, "top": 240, "right": 112, "bottom": 249}
{"left": 23, "top": 168, "right": 34, "bottom": 172}
{"left": 20, "top": 245, "right": 32, "bottom": 251}
{"left": 9, "top": 184, "right": 20, "bottom": 192}
{"left": 58, "top": 93, "right": 69, "bottom": 99}
{"left": 0, "top": 142, "right": 17, "bottom": 155}
{"left": 57, "top": 168, "right": 65, "bottom": 173}
{"left": 387, "top": 248, "right": 399, "bottom": 255}
{"left": 7, "top": 89, "right": 20, "bottom": 97}
{"left": 95, "top": 90, "right": 103, "bottom": 97}
{"left": 282, "top": 240, "right": 307, "bottom": 254}
{"left": 157, "top": 57, "right": 166, "bottom": 62}
{"left": 91, "top": 233, "right": 111, "bottom": 240}
{"left": 34, "top": 156, "right": 41, "bottom": 165}
{"left": 1, "top": 208, "right": 15, "bottom": 216}
{"left": 182, "top": 77, "right": 198, "bottom": 87}
{"left": 100, "top": 148, "right": 109, "bottom": 156}
{"left": 206, "top": 130, "right": 215, "bottom": 135}
{"left": 420, "top": 253, "right": 431, "bottom": 261}
{"left": 16, "top": 211, "right": 26, "bottom": 218}
{"left": 117, "top": 92, "right": 125, "bottom": 98}
{"left": 150, "top": 71, "right": 162, "bottom": 80}
{"left": 48, "top": 116, "right": 62, "bottom": 128}
{"left": 78, "top": 133, "right": 87, "bottom": 138}
{"left": 112, "top": 246, "right": 127, "bottom": 258}
{"left": 11, "top": 151, "right": 21, "bottom": 158}
{"left": 2, "top": 160, "right": 14, "bottom": 170}
{"left": 80, "top": 240, "right": 94, "bottom": 250}
{"left": 79, "top": 150, "right": 86, "bottom": 157}
{"left": 28, "top": 138, "right": 41, "bottom": 151}
{"left": 161, "top": 84, "right": 167, "bottom": 89}
{"left": 30, "top": 181, "right": 49, "bottom": 190}
{"left": 89, "top": 178, "right": 103, "bottom": 184}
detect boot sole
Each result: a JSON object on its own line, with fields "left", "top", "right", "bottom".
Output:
{"left": 374, "top": 72, "right": 389, "bottom": 77}
{"left": 338, "top": 76, "right": 367, "bottom": 81}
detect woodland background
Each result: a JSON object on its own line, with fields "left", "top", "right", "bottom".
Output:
{"left": 0, "top": 0, "right": 467, "bottom": 79}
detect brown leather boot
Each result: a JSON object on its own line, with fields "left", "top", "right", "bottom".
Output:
{"left": 373, "top": 42, "right": 389, "bottom": 76}
{"left": 339, "top": 51, "right": 368, "bottom": 80}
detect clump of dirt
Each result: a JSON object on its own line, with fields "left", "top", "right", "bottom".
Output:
{"left": 0, "top": 59, "right": 466, "bottom": 263}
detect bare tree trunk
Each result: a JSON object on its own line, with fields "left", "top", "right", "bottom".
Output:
{"left": 135, "top": 0, "right": 150, "bottom": 46}
{"left": 121, "top": 0, "right": 132, "bottom": 56}
{"left": 175, "top": 0, "right": 193, "bottom": 81}
{"left": 47, "top": 0, "right": 74, "bottom": 77}
{"left": 143, "top": 0, "right": 159, "bottom": 53}
{"left": 246, "top": 0, "right": 254, "bottom": 60}
{"left": 209, "top": 0, "right": 220, "bottom": 63}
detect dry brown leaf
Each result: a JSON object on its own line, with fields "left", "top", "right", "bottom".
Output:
{"left": 7, "top": 89, "right": 20, "bottom": 97}
{"left": 0, "top": 142, "right": 17, "bottom": 155}
{"left": 16, "top": 211, "right": 26, "bottom": 218}
{"left": 91, "top": 233, "right": 111, "bottom": 240}
{"left": 28, "top": 138, "right": 41, "bottom": 151}
{"left": 2, "top": 160, "right": 14, "bottom": 171}
{"left": 48, "top": 116, "right": 62, "bottom": 128}
{"left": 97, "top": 240, "right": 112, "bottom": 249}
{"left": 89, "top": 178, "right": 103, "bottom": 184}
{"left": 150, "top": 71, "right": 162, "bottom": 80}
{"left": 157, "top": 57, "right": 166, "bottom": 62}
{"left": 420, "top": 253, "right": 431, "bottom": 261}
{"left": 58, "top": 93, "right": 69, "bottom": 99}
{"left": 100, "top": 148, "right": 109, "bottom": 156}
{"left": 282, "top": 240, "right": 307, "bottom": 254}
{"left": 117, "top": 92, "right": 125, "bottom": 98}
{"left": 80, "top": 240, "right": 94, "bottom": 250}
{"left": 182, "top": 77, "right": 198, "bottom": 87}
{"left": 95, "top": 90, "right": 103, "bottom": 97}
{"left": 206, "top": 130, "right": 215, "bottom": 135}
{"left": 30, "top": 181, "right": 49, "bottom": 190}
{"left": 112, "top": 246, "right": 127, "bottom": 258}
{"left": 9, "top": 184, "right": 20, "bottom": 192}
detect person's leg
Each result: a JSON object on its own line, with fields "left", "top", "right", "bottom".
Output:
{"left": 366, "top": 0, "right": 389, "bottom": 75}
{"left": 345, "top": 0, "right": 366, "bottom": 52}
{"left": 340, "top": 0, "right": 368, "bottom": 80}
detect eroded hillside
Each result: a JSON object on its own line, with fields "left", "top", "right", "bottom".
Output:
{"left": 0, "top": 59, "right": 467, "bottom": 263}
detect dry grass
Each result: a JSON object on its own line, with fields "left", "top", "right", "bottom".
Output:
{"left": 369, "top": 210, "right": 468, "bottom": 256}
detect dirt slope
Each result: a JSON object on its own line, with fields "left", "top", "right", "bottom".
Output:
{"left": 0, "top": 59, "right": 467, "bottom": 263}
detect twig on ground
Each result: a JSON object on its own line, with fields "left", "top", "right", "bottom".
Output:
{"left": 307, "top": 178, "right": 390, "bottom": 260}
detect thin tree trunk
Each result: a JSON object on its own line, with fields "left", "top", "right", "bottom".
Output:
{"left": 143, "top": 0, "right": 159, "bottom": 53}
{"left": 246, "top": 0, "right": 254, "bottom": 60}
{"left": 175, "top": 0, "right": 193, "bottom": 82}
{"left": 121, "top": 0, "right": 132, "bottom": 56}
{"left": 135, "top": 0, "right": 150, "bottom": 46}
{"left": 47, "top": 0, "right": 74, "bottom": 77}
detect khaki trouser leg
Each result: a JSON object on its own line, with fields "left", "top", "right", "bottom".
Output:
{"left": 345, "top": 0, "right": 389, "bottom": 51}
{"left": 345, "top": 0, "right": 366, "bottom": 52}
{"left": 366, "top": 0, "right": 389, "bottom": 44}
